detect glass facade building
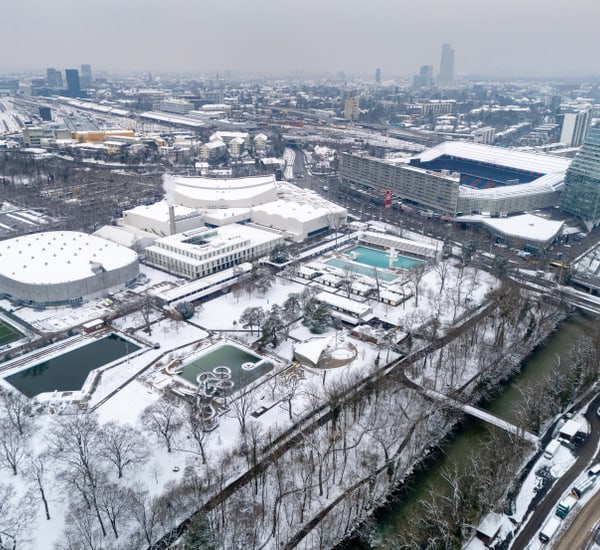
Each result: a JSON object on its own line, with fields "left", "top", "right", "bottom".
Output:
{"left": 561, "top": 128, "right": 600, "bottom": 230}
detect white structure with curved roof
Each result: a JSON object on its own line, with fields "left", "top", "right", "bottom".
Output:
{"left": 0, "top": 231, "right": 139, "bottom": 307}
{"left": 171, "top": 174, "right": 278, "bottom": 209}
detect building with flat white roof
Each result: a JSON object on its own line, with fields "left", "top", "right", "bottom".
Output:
{"left": 144, "top": 224, "right": 283, "bottom": 279}
{"left": 121, "top": 200, "right": 204, "bottom": 237}
{"left": 0, "top": 231, "right": 138, "bottom": 307}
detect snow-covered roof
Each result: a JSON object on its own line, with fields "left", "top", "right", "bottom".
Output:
{"left": 0, "top": 231, "right": 138, "bottom": 285}
{"left": 293, "top": 336, "right": 334, "bottom": 366}
{"left": 417, "top": 141, "right": 571, "bottom": 175}
{"left": 123, "top": 200, "right": 200, "bottom": 224}
{"left": 172, "top": 174, "right": 277, "bottom": 206}
{"left": 479, "top": 214, "right": 564, "bottom": 243}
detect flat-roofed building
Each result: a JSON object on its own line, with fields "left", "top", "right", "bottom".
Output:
{"left": 144, "top": 224, "right": 283, "bottom": 279}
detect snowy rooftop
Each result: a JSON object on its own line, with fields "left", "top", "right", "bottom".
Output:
{"left": 172, "top": 174, "right": 277, "bottom": 203}
{"left": 123, "top": 200, "right": 201, "bottom": 224}
{"left": 479, "top": 214, "right": 564, "bottom": 243}
{"left": 417, "top": 141, "right": 571, "bottom": 175}
{"left": 0, "top": 231, "right": 138, "bottom": 285}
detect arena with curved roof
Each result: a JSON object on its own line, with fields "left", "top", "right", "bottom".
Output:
{"left": 171, "top": 174, "right": 278, "bottom": 209}
{"left": 0, "top": 231, "right": 139, "bottom": 307}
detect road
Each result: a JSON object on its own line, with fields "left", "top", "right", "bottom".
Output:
{"left": 511, "top": 394, "right": 600, "bottom": 549}
{"left": 555, "top": 402, "right": 600, "bottom": 550}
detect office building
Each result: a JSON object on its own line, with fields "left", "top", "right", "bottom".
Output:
{"left": 144, "top": 224, "right": 283, "bottom": 280}
{"left": 412, "top": 65, "right": 433, "bottom": 89}
{"left": 46, "top": 68, "right": 63, "bottom": 88}
{"left": 438, "top": 43, "right": 455, "bottom": 87}
{"left": 80, "top": 64, "right": 93, "bottom": 89}
{"left": 561, "top": 128, "right": 600, "bottom": 230}
{"left": 559, "top": 109, "right": 591, "bottom": 147}
{"left": 375, "top": 68, "right": 381, "bottom": 83}
{"left": 65, "top": 69, "right": 81, "bottom": 97}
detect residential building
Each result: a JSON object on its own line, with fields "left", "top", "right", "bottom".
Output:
{"left": 559, "top": 109, "right": 591, "bottom": 147}
{"left": 344, "top": 95, "right": 360, "bottom": 121}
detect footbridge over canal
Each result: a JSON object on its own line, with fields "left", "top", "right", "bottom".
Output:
{"left": 418, "top": 386, "right": 539, "bottom": 444}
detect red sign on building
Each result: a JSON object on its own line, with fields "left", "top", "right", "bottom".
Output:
{"left": 384, "top": 190, "right": 392, "bottom": 208}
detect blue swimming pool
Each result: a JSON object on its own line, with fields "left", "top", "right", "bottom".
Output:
{"left": 346, "top": 246, "right": 423, "bottom": 269}
{"left": 325, "top": 258, "right": 398, "bottom": 281}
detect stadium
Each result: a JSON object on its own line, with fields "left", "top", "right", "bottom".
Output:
{"left": 340, "top": 142, "right": 571, "bottom": 217}
{"left": 412, "top": 142, "right": 571, "bottom": 216}
{"left": 0, "top": 231, "right": 139, "bottom": 308}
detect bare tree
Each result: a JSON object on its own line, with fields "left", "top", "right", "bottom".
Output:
{"left": 228, "top": 390, "right": 257, "bottom": 435}
{"left": 140, "top": 396, "right": 183, "bottom": 453}
{"left": 0, "top": 424, "right": 28, "bottom": 476}
{"left": 408, "top": 263, "right": 426, "bottom": 307}
{"left": 97, "top": 482, "right": 132, "bottom": 540}
{"left": 0, "top": 387, "right": 33, "bottom": 436}
{"left": 0, "top": 482, "right": 32, "bottom": 549}
{"left": 99, "top": 421, "right": 149, "bottom": 479}
{"left": 46, "top": 413, "right": 107, "bottom": 537}
{"left": 24, "top": 454, "right": 52, "bottom": 520}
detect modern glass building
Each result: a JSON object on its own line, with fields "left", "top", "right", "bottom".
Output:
{"left": 561, "top": 128, "right": 600, "bottom": 230}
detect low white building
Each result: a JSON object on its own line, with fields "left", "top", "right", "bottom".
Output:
{"left": 144, "top": 224, "right": 283, "bottom": 279}
{"left": 121, "top": 200, "right": 204, "bottom": 237}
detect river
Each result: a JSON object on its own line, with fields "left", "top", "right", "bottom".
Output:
{"left": 344, "top": 313, "right": 592, "bottom": 549}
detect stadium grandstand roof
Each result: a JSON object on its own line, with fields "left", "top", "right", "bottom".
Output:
{"left": 416, "top": 141, "right": 571, "bottom": 175}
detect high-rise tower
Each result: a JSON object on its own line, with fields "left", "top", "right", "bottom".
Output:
{"left": 80, "top": 64, "right": 93, "bottom": 89}
{"left": 438, "top": 43, "right": 455, "bottom": 87}
{"left": 65, "top": 69, "right": 81, "bottom": 97}
{"left": 561, "top": 128, "right": 600, "bottom": 230}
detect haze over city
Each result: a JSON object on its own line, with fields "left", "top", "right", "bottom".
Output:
{"left": 2, "top": 0, "right": 600, "bottom": 76}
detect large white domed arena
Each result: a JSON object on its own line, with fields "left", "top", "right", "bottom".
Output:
{"left": 0, "top": 231, "right": 139, "bottom": 307}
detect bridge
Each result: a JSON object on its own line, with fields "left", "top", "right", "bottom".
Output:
{"left": 417, "top": 386, "right": 539, "bottom": 444}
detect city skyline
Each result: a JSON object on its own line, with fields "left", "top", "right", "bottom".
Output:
{"left": 2, "top": 0, "right": 600, "bottom": 78}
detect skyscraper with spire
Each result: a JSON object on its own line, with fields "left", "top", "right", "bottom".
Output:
{"left": 438, "top": 43, "right": 455, "bottom": 87}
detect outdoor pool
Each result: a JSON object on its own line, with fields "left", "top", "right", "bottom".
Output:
{"left": 325, "top": 258, "right": 398, "bottom": 282}
{"left": 346, "top": 246, "right": 423, "bottom": 270}
{"left": 178, "top": 343, "right": 272, "bottom": 395}
{"left": 5, "top": 333, "right": 140, "bottom": 398}
{"left": 179, "top": 344, "right": 273, "bottom": 393}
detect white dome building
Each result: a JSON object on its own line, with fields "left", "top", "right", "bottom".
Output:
{"left": 0, "top": 231, "right": 139, "bottom": 307}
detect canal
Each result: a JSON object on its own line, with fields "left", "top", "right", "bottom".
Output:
{"left": 346, "top": 313, "right": 592, "bottom": 549}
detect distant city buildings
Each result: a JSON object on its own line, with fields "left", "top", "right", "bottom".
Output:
{"left": 375, "top": 68, "right": 381, "bottom": 83}
{"left": 438, "top": 43, "right": 455, "bottom": 87}
{"left": 561, "top": 128, "right": 600, "bottom": 230}
{"left": 46, "top": 68, "right": 63, "bottom": 88}
{"left": 412, "top": 65, "right": 433, "bottom": 89}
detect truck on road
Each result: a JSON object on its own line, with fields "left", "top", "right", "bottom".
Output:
{"left": 539, "top": 516, "right": 562, "bottom": 543}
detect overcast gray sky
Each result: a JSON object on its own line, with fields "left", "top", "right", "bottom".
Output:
{"left": 2, "top": 0, "right": 599, "bottom": 77}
